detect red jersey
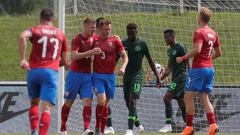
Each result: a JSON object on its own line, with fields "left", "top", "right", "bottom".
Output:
{"left": 29, "top": 25, "right": 68, "bottom": 71}
{"left": 70, "top": 34, "right": 94, "bottom": 73}
{"left": 192, "top": 26, "right": 220, "bottom": 68}
{"left": 93, "top": 36, "right": 125, "bottom": 73}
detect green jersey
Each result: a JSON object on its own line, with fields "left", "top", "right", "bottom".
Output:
{"left": 167, "top": 43, "right": 188, "bottom": 80}
{"left": 123, "top": 38, "right": 151, "bottom": 81}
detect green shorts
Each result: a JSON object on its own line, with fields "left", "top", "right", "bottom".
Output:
{"left": 123, "top": 73, "right": 143, "bottom": 101}
{"left": 167, "top": 76, "right": 186, "bottom": 99}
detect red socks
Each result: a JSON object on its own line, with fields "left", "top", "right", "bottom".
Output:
{"left": 39, "top": 111, "right": 51, "bottom": 135}
{"left": 83, "top": 106, "right": 92, "bottom": 129}
{"left": 61, "top": 104, "right": 71, "bottom": 131}
{"left": 29, "top": 105, "right": 39, "bottom": 131}
{"left": 186, "top": 113, "right": 193, "bottom": 127}
{"left": 100, "top": 107, "right": 109, "bottom": 133}
{"left": 207, "top": 112, "right": 216, "bottom": 125}
{"left": 95, "top": 104, "right": 104, "bottom": 129}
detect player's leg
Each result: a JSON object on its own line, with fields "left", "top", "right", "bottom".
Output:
{"left": 39, "top": 68, "right": 58, "bottom": 135}
{"left": 158, "top": 91, "right": 174, "bottom": 133}
{"left": 181, "top": 69, "right": 203, "bottom": 135}
{"left": 130, "top": 77, "right": 144, "bottom": 135}
{"left": 199, "top": 68, "right": 218, "bottom": 135}
{"left": 100, "top": 73, "right": 116, "bottom": 134}
{"left": 93, "top": 73, "right": 107, "bottom": 135}
{"left": 105, "top": 105, "right": 115, "bottom": 134}
{"left": 80, "top": 73, "right": 94, "bottom": 135}
{"left": 27, "top": 69, "right": 41, "bottom": 135}
{"left": 175, "top": 79, "right": 186, "bottom": 123}
{"left": 60, "top": 71, "right": 82, "bottom": 134}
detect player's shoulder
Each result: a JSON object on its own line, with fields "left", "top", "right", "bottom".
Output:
{"left": 72, "top": 33, "right": 81, "bottom": 41}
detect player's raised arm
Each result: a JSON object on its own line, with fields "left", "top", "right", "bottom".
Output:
{"left": 19, "top": 30, "right": 32, "bottom": 70}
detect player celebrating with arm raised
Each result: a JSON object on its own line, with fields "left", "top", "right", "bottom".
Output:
{"left": 19, "top": 8, "right": 69, "bottom": 135}
{"left": 93, "top": 19, "right": 128, "bottom": 135}
{"left": 60, "top": 18, "right": 102, "bottom": 135}
{"left": 176, "top": 7, "right": 222, "bottom": 135}
{"left": 123, "top": 23, "right": 160, "bottom": 135}
{"left": 158, "top": 29, "right": 188, "bottom": 133}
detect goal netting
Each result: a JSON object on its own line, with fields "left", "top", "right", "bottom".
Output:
{"left": 63, "top": 0, "right": 240, "bottom": 134}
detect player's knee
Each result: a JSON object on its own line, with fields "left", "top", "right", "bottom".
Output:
{"left": 163, "top": 95, "right": 171, "bottom": 103}
{"left": 65, "top": 99, "right": 74, "bottom": 107}
{"left": 83, "top": 98, "right": 92, "bottom": 106}
{"left": 41, "top": 101, "right": 53, "bottom": 113}
{"left": 97, "top": 98, "right": 106, "bottom": 106}
{"left": 31, "top": 98, "right": 40, "bottom": 106}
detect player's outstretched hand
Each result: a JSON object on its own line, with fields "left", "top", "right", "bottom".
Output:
{"left": 118, "top": 67, "right": 125, "bottom": 76}
{"left": 20, "top": 60, "right": 30, "bottom": 71}
{"left": 176, "top": 57, "right": 183, "bottom": 63}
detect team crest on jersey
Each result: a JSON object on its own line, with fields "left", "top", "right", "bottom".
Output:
{"left": 108, "top": 42, "right": 113, "bottom": 47}
{"left": 172, "top": 50, "right": 177, "bottom": 55}
{"left": 135, "top": 46, "right": 141, "bottom": 52}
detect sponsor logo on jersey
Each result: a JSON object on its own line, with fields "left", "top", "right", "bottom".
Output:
{"left": 134, "top": 46, "right": 141, "bottom": 52}
{"left": 172, "top": 50, "right": 177, "bottom": 55}
{"left": 108, "top": 42, "right": 113, "bottom": 47}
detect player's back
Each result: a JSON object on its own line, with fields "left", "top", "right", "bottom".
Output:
{"left": 29, "top": 25, "right": 67, "bottom": 71}
{"left": 192, "top": 26, "right": 220, "bottom": 68}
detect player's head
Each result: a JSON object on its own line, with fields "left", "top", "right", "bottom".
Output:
{"left": 198, "top": 7, "right": 212, "bottom": 25}
{"left": 163, "top": 29, "right": 175, "bottom": 46}
{"left": 99, "top": 19, "right": 112, "bottom": 36}
{"left": 40, "top": 8, "right": 54, "bottom": 23}
{"left": 83, "top": 18, "right": 96, "bottom": 37}
{"left": 126, "top": 23, "right": 138, "bottom": 41}
{"left": 96, "top": 17, "right": 105, "bottom": 29}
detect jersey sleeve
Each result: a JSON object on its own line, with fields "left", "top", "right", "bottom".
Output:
{"left": 214, "top": 34, "right": 220, "bottom": 48}
{"left": 115, "top": 38, "right": 125, "bottom": 52}
{"left": 62, "top": 35, "right": 68, "bottom": 52}
{"left": 71, "top": 36, "right": 80, "bottom": 51}
{"left": 178, "top": 45, "right": 187, "bottom": 56}
{"left": 193, "top": 31, "right": 204, "bottom": 44}
{"left": 143, "top": 42, "right": 151, "bottom": 59}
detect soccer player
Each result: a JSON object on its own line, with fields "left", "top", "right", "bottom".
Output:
{"left": 176, "top": 7, "right": 222, "bottom": 135}
{"left": 60, "top": 18, "right": 102, "bottom": 135}
{"left": 96, "top": 17, "right": 119, "bottom": 135}
{"left": 123, "top": 23, "right": 160, "bottom": 135}
{"left": 157, "top": 29, "right": 188, "bottom": 133}
{"left": 18, "top": 8, "right": 69, "bottom": 135}
{"left": 93, "top": 19, "right": 128, "bottom": 135}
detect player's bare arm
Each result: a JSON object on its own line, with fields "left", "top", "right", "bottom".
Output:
{"left": 176, "top": 42, "right": 203, "bottom": 63}
{"left": 60, "top": 51, "right": 70, "bottom": 69}
{"left": 71, "top": 47, "right": 102, "bottom": 60}
{"left": 118, "top": 50, "right": 128, "bottom": 76}
{"left": 212, "top": 46, "right": 222, "bottom": 60}
{"left": 19, "top": 30, "right": 32, "bottom": 70}
{"left": 147, "top": 56, "right": 161, "bottom": 87}
{"left": 160, "top": 61, "right": 172, "bottom": 81}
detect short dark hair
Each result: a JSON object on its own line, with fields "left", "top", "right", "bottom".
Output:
{"left": 83, "top": 18, "right": 96, "bottom": 24}
{"left": 99, "top": 19, "right": 111, "bottom": 27}
{"left": 163, "top": 29, "right": 175, "bottom": 36}
{"left": 40, "top": 8, "right": 54, "bottom": 21}
{"left": 127, "top": 23, "right": 137, "bottom": 30}
{"left": 96, "top": 17, "right": 105, "bottom": 27}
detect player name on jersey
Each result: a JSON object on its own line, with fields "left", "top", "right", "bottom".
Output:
{"left": 42, "top": 28, "right": 56, "bottom": 35}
